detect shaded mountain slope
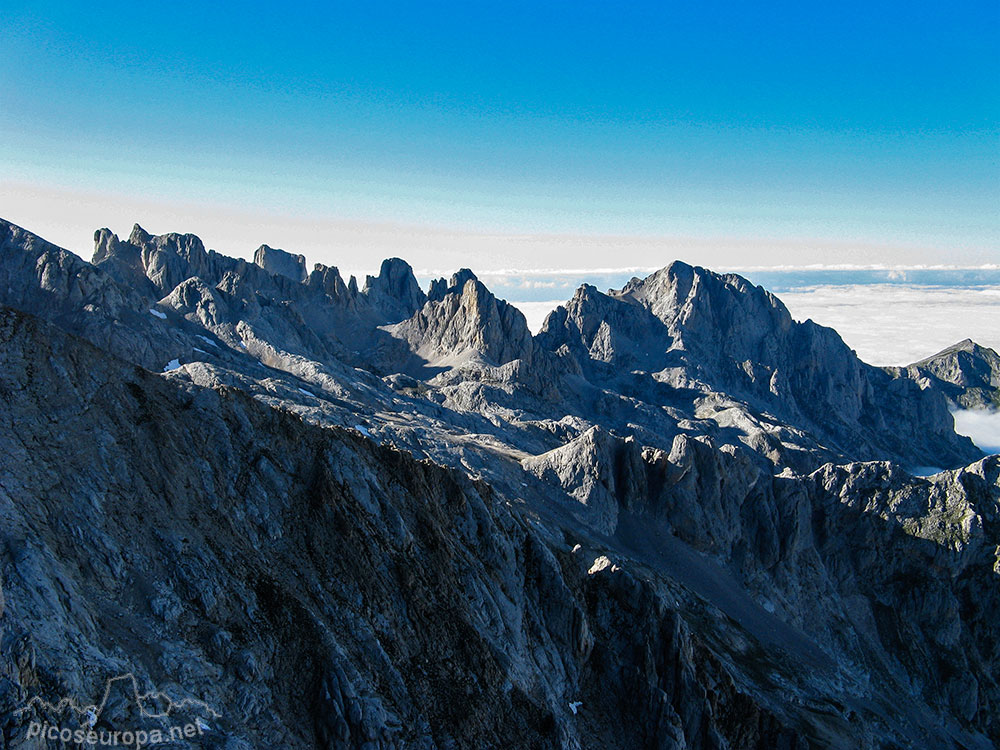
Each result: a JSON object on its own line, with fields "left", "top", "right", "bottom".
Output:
{"left": 2, "top": 303, "right": 999, "bottom": 748}
{"left": 0, "top": 306, "right": 817, "bottom": 748}
{"left": 1, "top": 218, "right": 998, "bottom": 748}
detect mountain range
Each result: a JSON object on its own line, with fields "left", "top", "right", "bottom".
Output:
{"left": 0, "top": 217, "right": 997, "bottom": 749}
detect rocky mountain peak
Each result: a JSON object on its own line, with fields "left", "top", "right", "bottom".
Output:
{"left": 616, "top": 260, "right": 793, "bottom": 348}
{"left": 617, "top": 259, "right": 695, "bottom": 320}
{"left": 305, "top": 263, "right": 351, "bottom": 300}
{"left": 387, "top": 274, "right": 533, "bottom": 369}
{"left": 253, "top": 244, "right": 307, "bottom": 283}
{"left": 611, "top": 261, "right": 807, "bottom": 381}
{"left": 895, "top": 338, "right": 1000, "bottom": 409}
{"left": 537, "top": 283, "right": 674, "bottom": 370}
{"left": 121, "top": 224, "right": 220, "bottom": 295}
{"left": 127, "top": 222, "right": 152, "bottom": 246}
{"left": 427, "top": 277, "right": 447, "bottom": 301}
{"left": 92, "top": 227, "right": 154, "bottom": 295}
{"left": 93, "top": 227, "right": 123, "bottom": 264}
{"left": 428, "top": 268, "right": 478, "bottom": 302}
{"left": 450, "top": 267, "right": 478, "bottom": 288}
{"left": 914, "top": 338, "right": 999, "bottom": 370}
{"left": 539, "top": 284, "right": 624, "bottom": 337}
{"left": 362, "top": 257, "right": 426, "bottom": 323}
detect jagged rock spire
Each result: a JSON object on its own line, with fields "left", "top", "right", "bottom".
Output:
{"left": 363, "top": 258, "right": 426, "bottom": 323}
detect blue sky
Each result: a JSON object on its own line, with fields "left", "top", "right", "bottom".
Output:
{"left": 1, "top": 0, "right": 998, "bottom": 271}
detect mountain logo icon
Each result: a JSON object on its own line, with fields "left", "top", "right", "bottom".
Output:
{"left": 15, "top": 672, "right": 221, "bottom": 725}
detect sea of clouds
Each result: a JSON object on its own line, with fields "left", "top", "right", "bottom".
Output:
{"left": 774, "top": 284, "right": 1000, "bottom": 366}
{"left": 952, "top": 409, "right": 1000, "bottom": 456}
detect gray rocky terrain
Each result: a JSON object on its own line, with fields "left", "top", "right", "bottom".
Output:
{"left": 0, "top": 217, "right": 997, "bottom": 749}
{"left": 888, "top": 339, "right": 1000, "bottom": 410}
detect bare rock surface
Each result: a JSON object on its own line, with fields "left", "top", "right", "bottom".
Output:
{"left": 254, "top": 243, "right": 308, "bottom": 283}
{"left": 537, "top": 261, "right": 978, "bottom": 469}
{"left": 0, "top": 217, "right": 998, "bottom": 748}
{"left": 387, "top": 273, "right": 535, "bottom": 370}
{"left": 888, "top": 339, "right": 1000, "bottom": 410}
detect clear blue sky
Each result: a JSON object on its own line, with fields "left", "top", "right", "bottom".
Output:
{"left": 1, "top": 0, "right": 998, "bottom": 270}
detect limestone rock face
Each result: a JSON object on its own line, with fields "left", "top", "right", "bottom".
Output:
{"left": 890, "top": 339, "right": 1000, "bottom": 410}
{"left": 428, "top": 268, "right": 477, "bottom": 302}
{"left": 162, "top": 277, "right": 230, "bottom": 329}
{"left": 93, "top": 227, "right": 158, "bottom": 296}
{"left": 362, "top": 257, "right": 427, "bottom": 323}
{"left": 307, "top": 262, "right": 354, "bottom": 302}
{"left": 388, "top": 275, "right": 535, "bottom": 369}
{"left": 538, "top": 261, "right": 978, "bottom": 469}
{"left": 0, "top": 221, "right": 136, "bottom": 320}
{"left": 1, "top": 216, "right": 999, "bottom": 748}
{"left": 522, "top": 426, "right": 645, "bottom": 534}
{"left": 129, "top": 223, "right": 222, "bottom": 296}
{"left": 253, "top": 243, "right": 307, "bottom": 283}
{"left": 87, "top": 224, "right": 431, "bottom": 369}
{"left": 536, "top": 283, "right": 673, "bottom": 371}
{"left": 0, "top": 220, "right": 183, "bottom": 370}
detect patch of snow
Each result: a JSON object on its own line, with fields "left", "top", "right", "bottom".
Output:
{"left": 162, "top": 359, "right": 181, "bottom": 373}
{"left": 588, "top": 556, "right": 616, "bottom": 575}
{"left": 569, "top": 701, "right": 583, "bottom": 715}
{"left": 297, "top": 388, "right": 312, "bottom": 397}
{"left": 239, "top": 341, "right": 247, "bottom": 348}
{"left": 148, "top": 308, "right": 167, "bottom": 320}
{"left": 193, "top": 347, "right": 206, "bottom": 354}
{"left": 354, "top": 424, "right": 372, "bottom": 438}
{"left": 195, "top": 334, "right": 218, "bottom": 347}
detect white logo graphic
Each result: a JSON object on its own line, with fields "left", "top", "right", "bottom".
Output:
{"left": 16, "top": 672, "right": 220, "bottom": 748}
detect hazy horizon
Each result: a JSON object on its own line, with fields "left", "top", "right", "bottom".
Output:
{"left": 1, "top": 206, "right": 998, "bottom": 284}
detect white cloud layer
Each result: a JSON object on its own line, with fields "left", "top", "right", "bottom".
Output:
{"left": 777, "top": 285, "right": 1000, "bottom": 366}
{"left": 952, "top": 409, "right": 1000, "bottom": 456}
